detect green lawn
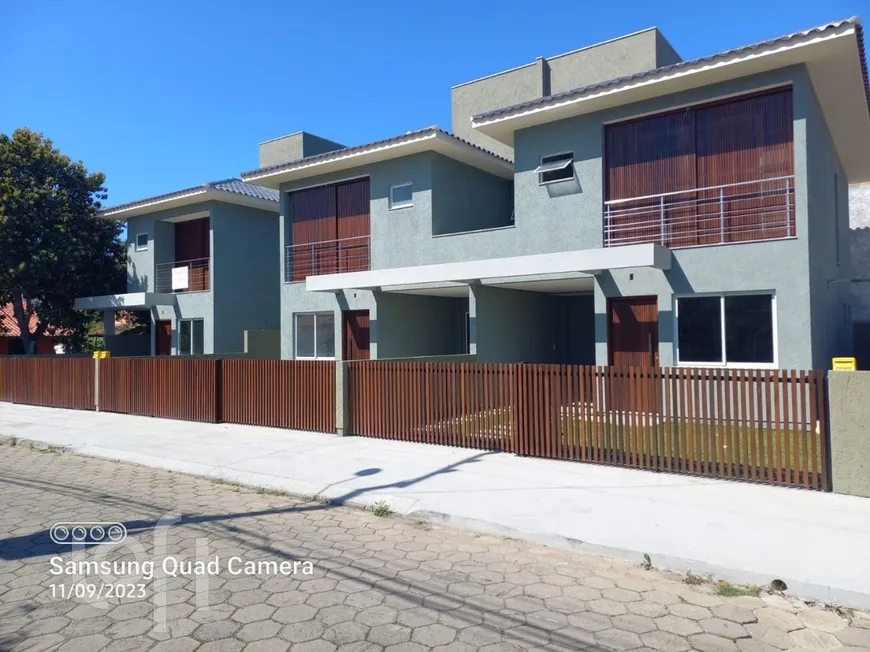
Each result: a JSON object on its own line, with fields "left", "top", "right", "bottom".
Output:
{"left": 560, "top": 414, "right": 824, "bottom": 482}
{"left": 395, "top": 403, "right": 826, "bottom": 487}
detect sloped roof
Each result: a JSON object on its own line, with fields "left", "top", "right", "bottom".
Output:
{"left": 206, "top": 179, "right": 279, "bottom": 202}
{"left": 472, "top": 17, "right": 869, "bottom": 123}
{"left": 99, "top": 178, "right": 279, "bottom": 219}
{"left": 240, "top": 126, "right": 514, "bottom": 185}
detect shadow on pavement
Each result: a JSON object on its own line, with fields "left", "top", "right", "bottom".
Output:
{"left": 0, "top": 448, "right": 604, "bottom": 652}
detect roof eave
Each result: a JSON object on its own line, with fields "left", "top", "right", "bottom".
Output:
{"left": 471, "top": 22, "right": 870, "bottom": 183}
{"left": 240, "top": 131, "right": 514, "bottom": 188}
{"left": 471, "top": 21, "right": 860, "bottom": 136}
{"left": 98, "top": 188, "right": 278, "bottom": 221}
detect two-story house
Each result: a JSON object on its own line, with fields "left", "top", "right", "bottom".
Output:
{"left": 244, "top": 18, "right": 868, "bottom": 371}
{"left": 76, "top": 178, "right": 280, "bottom": 355}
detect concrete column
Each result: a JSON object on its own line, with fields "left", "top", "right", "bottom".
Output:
{"left": 150, "top": 307, "right": 157, "bottom": 356}
{"left": 335, "top": 361, "right": 348, "bottom": 436}
{"left": 828, "top": 371, "right": 870, "bottom": 497}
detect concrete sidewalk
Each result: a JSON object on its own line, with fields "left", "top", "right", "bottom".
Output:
{"left": 2, "top": 402, "right": 870, "bottom": 609}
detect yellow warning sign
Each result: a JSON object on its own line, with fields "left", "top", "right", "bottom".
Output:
{"left": 92, "top": 350, "right": 111, "bottom": 359}
{"left": 832, "top": 357, "right": 856, "bottom": 371}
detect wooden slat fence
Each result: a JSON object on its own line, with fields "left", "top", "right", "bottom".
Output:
{"left": 348, "top": 361, "right": 515, "bottom": 451}
{"left": 99, "top": 358, "right": 219, "bottom": 423}
{"left": 517, "top": 365, "right": 829, "bottom": 491}
{"left": 348, "top": 362, "right": 830, "bottom": 491}
{"left": 221, "top": 359, "right": 335, "bottom": 432}
{"left": 0, "top": 357, "right": 95, "bottom": 410}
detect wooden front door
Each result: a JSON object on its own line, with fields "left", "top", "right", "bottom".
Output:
{"left": 156, "top": 320, "right": 172, "bottom": 356}
{"left": 607, "top": 297, "right": 660, "bottom": 415}
{"left": 608, "top": 296, "right": 659, "bottom": 367}
{"left": 342, "top": 310, "right": 370, "bottom": 361}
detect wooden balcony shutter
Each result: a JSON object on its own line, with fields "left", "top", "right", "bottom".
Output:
{"left": 336, "top": 179, "right": 371, "bottom": 273}
{"left": 604, "top": 87, "right": 794, "bottom": 247}
{"left": 290, "top": 185, "right": 337, "bottom": 281}
{"left": 606, "top": 111, "right": 696, "bottom": 246}
{"left": 695, "top": 89, "right": 794, "bottom": 242}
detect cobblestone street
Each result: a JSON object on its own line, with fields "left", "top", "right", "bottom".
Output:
{"left": 0, "top": 444, "right": 868, "bottom": 652}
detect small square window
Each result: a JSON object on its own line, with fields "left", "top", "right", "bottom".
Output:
{"left": 389, "top": 183, "right": 413, "bottom": 209}
{"left": 135, "top": 233, "right": 148, "bottom": 252}
{"left": 535, "top": 153, "right": 574, "bottom": 185}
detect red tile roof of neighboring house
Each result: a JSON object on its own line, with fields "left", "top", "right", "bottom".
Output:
{"left": 94, "top": 312, "right": 135, "bottom": 337}
{"left": 0, "top": 303, "right": 66, "bottom": 338}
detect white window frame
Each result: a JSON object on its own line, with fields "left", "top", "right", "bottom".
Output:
{"left": 674, "top": 292, "right": 778, "bottom": 369}
{"left": 177, "top": 318, "right": 204, "bottom": 356}
{"left": 536, "top": 151, "right": 574, "bottom": 185}
{"left": 388, "top": 182, "right": 414, "bottom": 210}
{"left": 294, "top": 312, "right": 335, "bottom": 360}
{"left": 134, "top": 233, "right": 149, "bottom": 252}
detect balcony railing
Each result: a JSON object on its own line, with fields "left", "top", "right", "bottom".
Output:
{"left": 604, "top": 176, "right": 795, "bottom": 249}
{"left": 155, "top": 257, "right": 210, "bottom": 293}
{"left": 285, "top": 236, "right": 370, "bottom": 282}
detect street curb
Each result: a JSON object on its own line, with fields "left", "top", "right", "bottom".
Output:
{"left": 0, "top": 435, "right": 419, "bottom": 516}
{"left": 0, "top": 435, "right": 72, "bottom": 453}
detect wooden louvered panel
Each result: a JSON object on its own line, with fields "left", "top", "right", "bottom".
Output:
{"left": 289, "top": 179, "right": 371, "bottom": 280}
{"left": 604, "top": 88, "right": 795, "bottom": 247}
{"left": 336, "top": 179, "right": 371, "bottom": 273}
{"left": 290, "top": 185, "right": 337, "bottom": 281}
{"left": 695, "top": 89, "right": 794, "bottom": 243}
{"left": 606, "top": 111, "right": 698, "bottom": 247}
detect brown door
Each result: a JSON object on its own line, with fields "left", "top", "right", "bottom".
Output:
{"left": 156, "top": 320, "right": 172, "bottom": 356}
{"left": 607, "top": 297, "right": 659, "bottom": 416}
{"left": 608, "top": 297, "right": 659, "bottom": 367}
{"left": 342, "top": 310, "right": 370, "bottom": 361}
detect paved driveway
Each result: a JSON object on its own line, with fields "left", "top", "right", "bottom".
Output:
{"left": 0, "top": 444, "right": 867, "bottom": 652}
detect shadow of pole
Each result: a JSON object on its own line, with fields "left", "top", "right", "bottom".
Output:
{"left": 0, "top": 450, "right": 605, "bottom": 651}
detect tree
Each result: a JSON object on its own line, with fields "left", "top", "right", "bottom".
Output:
{"left": 0, "top": 128, "right": 127, "bottom": 353}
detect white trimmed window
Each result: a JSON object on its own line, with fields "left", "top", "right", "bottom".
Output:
{"left": 389, "top": 183, "right": 413, "bottom": 209}
{"left": 178, "top": 319, "right": 204, "bottom": 355}
{"left": 535, "top": 152, "right": 574, "bottom": 185}
{"left": 295, "top": 312, "right": 335, "bottom": 359}
{"left": 675, "top": 294, "right": 776, "bottom": 367}
{"left": 135, "top": 233, "right": 149, "bottom": 252}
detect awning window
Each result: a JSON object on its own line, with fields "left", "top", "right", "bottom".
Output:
{"left": 533, "top": 158, "right": 573, "bottom": 175}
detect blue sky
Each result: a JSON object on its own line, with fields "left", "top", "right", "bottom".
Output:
{"left": 0, "top": 0, "right": 865, "bottom": 206}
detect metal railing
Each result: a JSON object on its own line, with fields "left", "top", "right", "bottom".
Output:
{"left": 285, "top": 236, "right": 370, "bottom": 282}
{"left": 155, "top": 257, "right": 210, "bottom": 293}
{"left": 604, "top": 176, "right": 795, "bottom": 248}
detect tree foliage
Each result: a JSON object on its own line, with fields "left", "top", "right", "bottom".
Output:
{"left": 0, "top": 128, "right": 127, "bottom": 353}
